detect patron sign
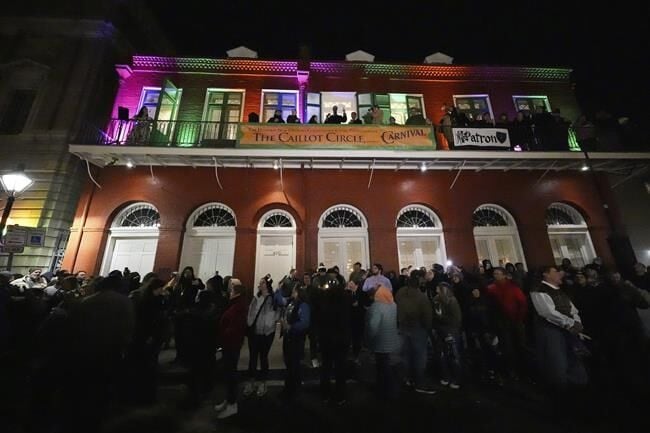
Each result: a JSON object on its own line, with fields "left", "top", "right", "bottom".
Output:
{"left": 453, "top": 128, "right": 511, "bottom": 148}
{"left": 237, "top": 124, "right": 436, "bottom": 149}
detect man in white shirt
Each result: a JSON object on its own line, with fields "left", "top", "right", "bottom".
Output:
{"left": 531, "top": 265, "right": 588, "bottom": 388}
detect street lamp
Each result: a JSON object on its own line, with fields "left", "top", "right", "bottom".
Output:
{"left": 0, "top": 164, "right": 33, "bottom": 236}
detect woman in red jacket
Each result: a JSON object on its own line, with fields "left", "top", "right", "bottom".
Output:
{"left": 214, "top": 283, "right": 249, "bottom": 419}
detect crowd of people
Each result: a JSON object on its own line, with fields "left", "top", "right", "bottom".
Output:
{"left": 1, "top": 256, "right": 649, "bottom": 429}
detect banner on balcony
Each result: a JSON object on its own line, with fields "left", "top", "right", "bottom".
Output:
{"left": 452, "top": 128, "right": 511, "bottom": 148}
{"left": 237, "top": 124, "right": 436, "bottom": 149}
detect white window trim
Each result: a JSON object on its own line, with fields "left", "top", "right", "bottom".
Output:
{"left": 202, "top": 88, "right": 247, "bottom": 122}
{"left": 472, "top": 204, "right": 526, "bottom": 268}
{"left": 255, "top": 210, "right": 297, "bottom": 283}
{"left": 186, "top": 202, "right": 237, "bottom": 229}
{"left": 511, "top": 95, "right": 551, "bottom": 112}
{"left": 260, "top": 89, "right": 300, "bottom": 122}
{"left": 318, "top": 204, "right": 369, "bottom": 269}
{"left": 390, "top": 93, "right": 427, "bottom": 119}
{"left": 453, "top": 94, "right": 495, "bottom": 121}
{"left": 138, "top": 87, "right": 161, "bottom": 113}
{"left": 395, "top": 204, "right": 447, "bottom": 266}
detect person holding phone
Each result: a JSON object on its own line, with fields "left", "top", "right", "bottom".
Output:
{"left": 324, "top": 105, "right": 347, "bottom": 124}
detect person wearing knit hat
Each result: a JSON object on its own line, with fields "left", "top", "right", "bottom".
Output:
{"left": 366, "top": 284, "right": 401, "bottom": 399}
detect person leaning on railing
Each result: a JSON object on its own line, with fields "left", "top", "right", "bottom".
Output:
{"left": 125, "top": 107, "right": 153, "bottom": 145}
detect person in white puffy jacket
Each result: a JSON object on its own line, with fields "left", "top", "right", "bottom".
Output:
{"left": 243, "top": 276, "right": 282, "bottom": 397}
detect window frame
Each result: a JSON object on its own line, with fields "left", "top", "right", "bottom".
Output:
{"left": 511, "top": 95, "right": 551, "bottom": 113}
{"left": 452, "top": 94, "right": 495, "bottom": 122}
{"left": 260, "top": 89, "right": 300, "bottom": 122}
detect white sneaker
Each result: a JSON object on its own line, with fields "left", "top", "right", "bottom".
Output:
{"left": 216, "top": 403, "right": 238, "bottom": 419}
{"left": 214, "top": 401, "right": 228, "bottom": 412}
{"left": 440, "top": 379, "right": 450, "bottom": 386}
{"left": 449, "top": 383, "right": 460, "bottom": 390}
{"left": 256, "top": 381, "right": 267, "bottom": 397}
{"left": 311, "top": 358, "right": 320, "bottom": 368}
{"left": 243, "top": 381, "right": 254, "bottom": 397}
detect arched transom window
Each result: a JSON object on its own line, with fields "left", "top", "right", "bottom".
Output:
{"left": 545, "top": 203, "right": 586, "bottom": 226}
{"left": 263, "top": 212, "right": 294, "bottom": 228}
{"left": 192, "top": 204, "right": 236, "bottom": 227}
{"left": 321, "top": 206, "right": 364, "bottom": 228}
{"left": 114, "top": 203, "right": 160, "bottom": 228}
{"left": 472, "top": 206, "right": 511, "bottom": 227}
{"left": 397, "top": 206, "right": 438, "bottom": 228}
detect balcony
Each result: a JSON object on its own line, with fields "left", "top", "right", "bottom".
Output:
{"left": 70, "top": 119, "right": 649, "bottom": 175}
{"left": 75, "top": 119, "right": 240, "bottom": 148}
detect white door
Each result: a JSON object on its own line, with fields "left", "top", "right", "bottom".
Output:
{"left": 256, "top": 236, "right": 294, "bottom": 285}
{"left": 181, "top": 237, "right": 235, "bottom": 283}
{"left": 321, "top": 237, "right": 368, "bottom": 277}
{"left": 397, "top": 236, "right": 443, "bottom": 269}
{"left": 474, "top": 236, "right": 519, "bottom": 267}
{"left": 109, "top": 238, "right": 158, "bottom": 275}
{"left": 548, "top": 234, "right": 592, "bottom": 268}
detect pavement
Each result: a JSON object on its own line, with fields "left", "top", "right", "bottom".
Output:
{"left": 98, "top": 333, "right": 645, "bottom": 433}
{"left": 2, "top": 328, "right": 646, "bottom": 433}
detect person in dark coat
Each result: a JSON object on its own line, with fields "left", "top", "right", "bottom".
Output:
{"left": 171, "top": 267, "right": 204, "bottom": 364}
{"left": 280, "top": 286, "right": 311, "bottom": 398}
{"left": 127, "top": 278, "right": 167, "bottom": 405}
{"left": 316, "top": 269, "right": 352, "bottom": 404}
{"left": 214, "top": 284, "right": 249, "bottom": 419}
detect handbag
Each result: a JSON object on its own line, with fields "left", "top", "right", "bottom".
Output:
{"left": 247, "top": 295, "right": 269, "bottom": 336}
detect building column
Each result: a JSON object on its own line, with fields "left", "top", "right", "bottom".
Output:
{"left": 153, "top": 228, "right": 184, "bottom": 280}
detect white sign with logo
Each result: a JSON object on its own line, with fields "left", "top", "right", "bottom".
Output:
{"left": 453, "top": 128, "right": 511, "bottom": 148}
{"left": 4, "top": 226, "right": 27, "bottom": 247}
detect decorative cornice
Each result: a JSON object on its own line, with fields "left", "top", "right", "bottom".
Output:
{"left": 132, "top": 56, "right": 298, "bottom": 74}
{"left": 131, "top": 56, "right": 571, "bottom": 82}
{"left": 310, "top": 62, "right": 572, "bottom": 81}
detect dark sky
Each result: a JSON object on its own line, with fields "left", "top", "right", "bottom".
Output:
{"left": 147, "top": 1, "right": 648, "bottom": 119}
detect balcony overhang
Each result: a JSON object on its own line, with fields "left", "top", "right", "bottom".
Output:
{"left": 69, "top": 145, "right": 650, "bottom": 175}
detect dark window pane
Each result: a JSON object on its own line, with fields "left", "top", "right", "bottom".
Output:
{"left": 0, "top": 90, "right": 36, "bottom": 134}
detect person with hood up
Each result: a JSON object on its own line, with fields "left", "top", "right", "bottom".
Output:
{"left": 366, "top": 284, "right": 401, "bottom": 399}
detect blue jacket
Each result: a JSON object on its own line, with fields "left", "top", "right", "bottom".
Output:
{"left": 287, "top": 301, "right": 310, "bottom": 336}
{"left": 366, "top": 302, "right": 400, "bottom": 354}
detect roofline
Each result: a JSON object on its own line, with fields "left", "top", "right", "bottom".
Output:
{"left": 130, "top": 55, "right": 572, "bottom": 81}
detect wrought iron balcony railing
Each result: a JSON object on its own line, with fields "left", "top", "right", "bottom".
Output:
{"left": 72, "top": 119, "right": 644, "bottom": 152}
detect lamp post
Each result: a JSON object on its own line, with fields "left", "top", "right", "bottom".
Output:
{"left": 0, "top": 164, "right": 33, "bottom": 243}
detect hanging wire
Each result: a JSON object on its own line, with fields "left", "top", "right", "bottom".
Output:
{"left": 212, "top": 157, "right": 223, "bottom": 190}
{"left": 279, "top": 159, "right": 284, "bottom": 191}
{"left": 367, "top": 159, "right": 375, "bottom": 189}
{"left": 449, "top": 160, "right": 466, "bottom": 190}
{"left": 85, "top": 159, "right": 102, "bottom": 189}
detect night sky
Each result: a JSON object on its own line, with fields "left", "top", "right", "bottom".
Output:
{"left": 147, "top": 1, "right": 648, "bottom": 120}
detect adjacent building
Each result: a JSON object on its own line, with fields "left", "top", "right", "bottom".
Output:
{"left": 0, "top": 1, "right": 171, "bottom": 273}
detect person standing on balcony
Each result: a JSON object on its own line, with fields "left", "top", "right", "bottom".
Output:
{"left": 405, "top": 108, "right": 426, "bottom": 125}
{"left": 324, "top": 105, "right": 347, "bottom": 124}
{"left": 126, "top": 106, "right": 152, "bottom": 145}
{"left": 371, "top": 105, "right": 383, "bottom": 124}
{"left": 268, "top": 109, "right": 285, "bottom": 123}
{"left": 286, "top": 110, "right": 300, "bottom": 123}
{"left": 348, "top": 111, "right": 363, "bottom": 124}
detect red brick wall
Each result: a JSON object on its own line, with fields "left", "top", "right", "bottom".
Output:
{"left": 63, "top": 167, "right": 616, "bottom": 288}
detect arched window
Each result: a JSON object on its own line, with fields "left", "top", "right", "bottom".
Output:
{"left": 262, "top": 211, "right": 294, "bottom": 228}
{"left": 102, "top": 203, "right": 160, "bottom": 275}
{"left": 180, "top": 203, "right": 237, "bottom": 283}
{"left": 396, "top": 205, "right": 447, "bottom": 269}
{"left": 472, "top": 204, "right": 526, "bottom": 268}
{"left": 318, "top": 205, "right": 369, "bottom": 276}
{"left": 321, "top": 206, "right": 364, "bottom": 228}
{"left": 192, "top": 203, "right": 236, "bottom": 227}
{"left": 472, "top": 206, "right": 509, "bottom": 227}
{"left": 114, "top": 203, "right": 160, "bottom": 228}
{"left": 546, "top": 203, "right": 595, "bottom": 267}
{"left": 255, "top": 209, "right": 297, "bottom": 284}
